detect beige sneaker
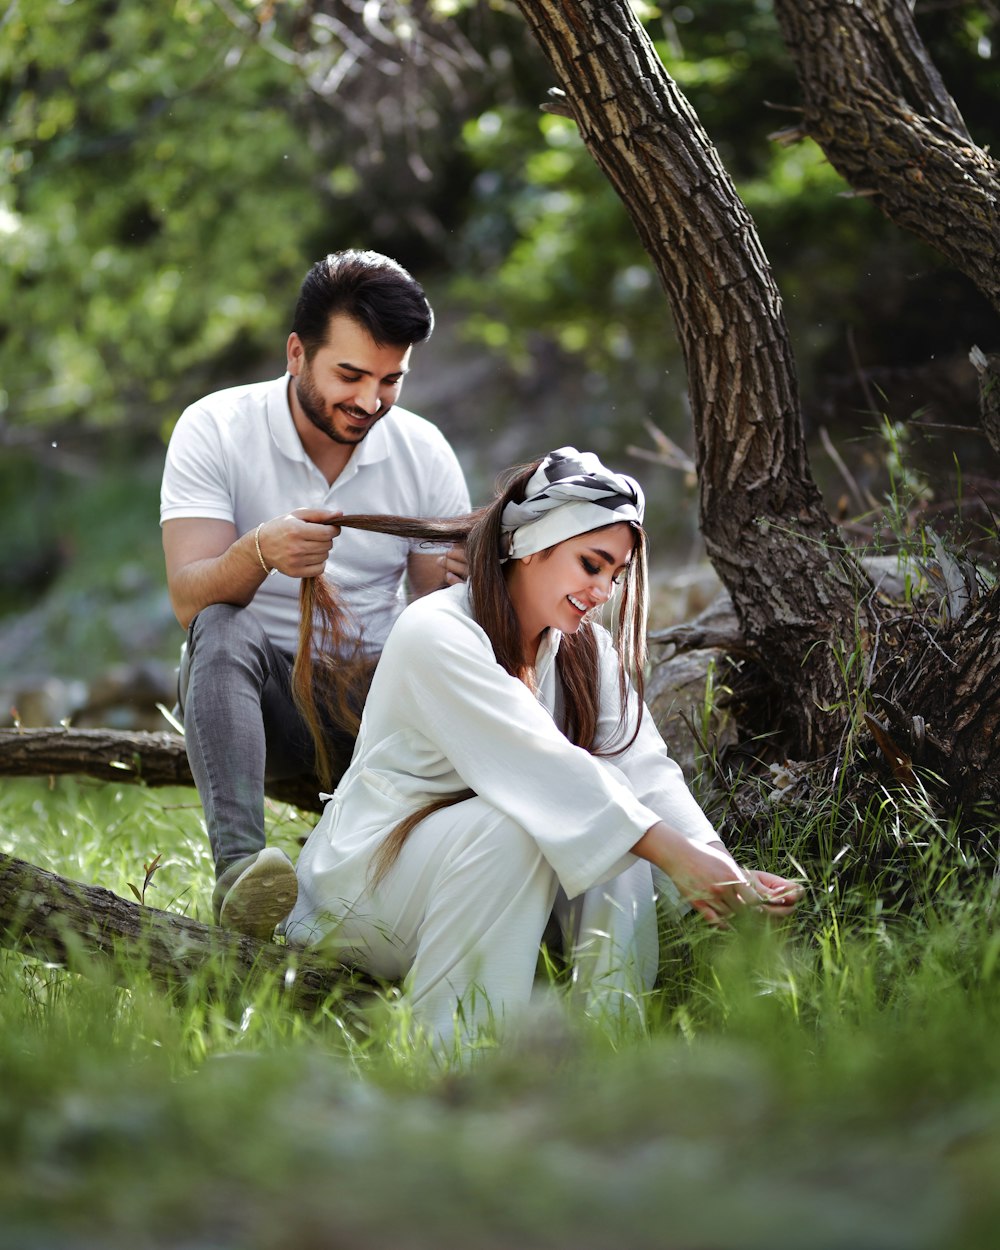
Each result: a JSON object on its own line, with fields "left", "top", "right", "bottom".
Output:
{"left": 214, "top": 848, "right": 298, "bottom": 940}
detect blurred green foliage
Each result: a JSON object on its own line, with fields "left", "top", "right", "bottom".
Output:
{"left": 3, "top": 0, "right": 998, "bottom": 445}
{"left": 0, "top": 0, "right": 541, "bottom": 436}
{"left": 2, "top": 0, "right": 999, "bottom": 674}
{"left": 1, "top": 0, "right": 331, "bottom": 431}
{"left": 0, "top": 441, "right": 174, "bottom": 674}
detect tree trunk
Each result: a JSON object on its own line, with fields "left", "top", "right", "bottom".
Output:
{"left": 0, "top": 727, "right": 331, "bottom": 813}
{"left": 0, "top": 851, "right": 354, "bottom": 1010}
{"left": 514, "top": 0, "right": 872, "bottom": 755}
{"left": 764, "top": 0, "right": 1000, "bottom": 802}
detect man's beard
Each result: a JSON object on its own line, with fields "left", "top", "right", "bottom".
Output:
{"left": 294, "top": 369, "right": 389, "bottom": 446}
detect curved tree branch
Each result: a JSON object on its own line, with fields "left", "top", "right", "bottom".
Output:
{"left": 772, "top": 0, "right": 1000, "bottom": 321}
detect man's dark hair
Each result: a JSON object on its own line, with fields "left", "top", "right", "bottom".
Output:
{"left": 292, "top": 250, "right": 434, "bottom": 357}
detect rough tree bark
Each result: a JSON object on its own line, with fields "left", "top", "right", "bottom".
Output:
{"left": 514, "top": 0, "right": 872, "bottom": 757}
{"left": 0, "top": 851, "right": 352, "bottom": 1010}
{"left": 877, "top": 577, "right": 1000, "bottom": 810}
{"left": 771, "top": 0, "right": 1000, "bottom": 458}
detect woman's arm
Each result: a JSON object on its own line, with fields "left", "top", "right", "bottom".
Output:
{"left": 589, "top": 630, "right": 804, "bottom": 915}
{"left": 381, "top": 600, "right": 663, "bottom": 898}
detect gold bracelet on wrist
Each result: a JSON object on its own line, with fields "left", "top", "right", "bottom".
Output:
{"left": 254, "top": 523, "right": 277, "bottom": 578}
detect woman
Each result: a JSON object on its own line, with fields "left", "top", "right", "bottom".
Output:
{"left": 280, "top": 448, "right": 802, "bottom": 1044}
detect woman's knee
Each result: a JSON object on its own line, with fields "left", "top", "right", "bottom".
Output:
{"left": 394, "top": 798, "right": 549, "bottom": 895}
{"left": 441, "top": 802, "right": 551, "bottom": 889}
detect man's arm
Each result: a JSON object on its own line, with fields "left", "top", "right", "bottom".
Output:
{"left": 163, "top": 511, "right": 342, "bottom": 629}
{"left": 406, "top": 543, "right": 469, "bottom": 600}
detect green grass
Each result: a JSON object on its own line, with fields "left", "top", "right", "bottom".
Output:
{"left": 2, "top": 774, "right": 1000, "bottom": 1249}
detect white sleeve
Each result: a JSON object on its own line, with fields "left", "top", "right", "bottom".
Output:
{"left": 159, "top": 404, "right": 236, "bottom": 525}
{"left": 409, "top": 434, "right": 471, "bottom": 553}
{"left": 591, "top": 629, "right": 720, "bottom": 847}
{"left": 385, "top": 604, "right": 660, "bottom": 898}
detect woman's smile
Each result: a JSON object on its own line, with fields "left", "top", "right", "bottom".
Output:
{"left": 506, "top": 522, "right": 636, "bottom": 656}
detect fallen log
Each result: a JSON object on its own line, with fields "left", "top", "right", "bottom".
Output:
{"left": 0, "top": 726, "right": 333, "bottom": 813}
{"left": 0, "top": 726, "right": 191, "bottom": 786}
{"left": 0, "top": 851, "right": 358, "bottom": 1011}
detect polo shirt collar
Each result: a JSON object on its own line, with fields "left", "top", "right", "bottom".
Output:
{"left": 266, "top": 373, "right": 393, "bottom": 469}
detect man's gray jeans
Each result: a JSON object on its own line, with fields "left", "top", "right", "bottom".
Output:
{"left": 176, "top": 603, "right": 355, "bottom": 878}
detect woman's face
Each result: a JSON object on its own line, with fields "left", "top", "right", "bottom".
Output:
{"left": 506, "top": 521, "right": 635, "bottom": 652}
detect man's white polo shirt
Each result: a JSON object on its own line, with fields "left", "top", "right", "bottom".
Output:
{"left": 160, "top": 374, "right": 470, "bottom": 655}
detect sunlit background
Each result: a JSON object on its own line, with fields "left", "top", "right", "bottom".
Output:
{"left": 2, "top": 0, "right": 998, "bottom": 710}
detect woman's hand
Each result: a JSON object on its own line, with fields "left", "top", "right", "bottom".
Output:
{"left": 632, "top": 825, "right": 753, "bottom": 925}
{"left": 632, "top": 824, "right": 803, "bottom": 926}
{"left": 743, "top": 868, "right": 804, "bottom": 914}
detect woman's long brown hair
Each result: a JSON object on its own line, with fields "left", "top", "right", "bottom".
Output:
{"left": 292, "top": 460, "right": 649, "bottom": 885}
{"left": 293, "top": 511, "right": 481, "bottom": 790}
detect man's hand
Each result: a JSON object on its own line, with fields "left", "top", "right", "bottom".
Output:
{"left": 255, "top": 509, "right": 342, "bottom": 579}
{"left": 163, "top": 509, "right": 342, "bottom": 629}
{"left": 408, "top": 541, "right": 469, "bottom": 598}
{"left": 442, "top": 542, "right": 468, "bottom": 585}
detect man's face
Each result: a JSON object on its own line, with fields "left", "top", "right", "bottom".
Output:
{"left": 287, "top": 314, "right": 412, "bottom": 446}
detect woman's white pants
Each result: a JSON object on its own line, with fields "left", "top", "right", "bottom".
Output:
{"left": 328, "top": 796, "right": 659, "bottom": 1045}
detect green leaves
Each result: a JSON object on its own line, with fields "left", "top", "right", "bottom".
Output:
{"left": 126, "top": 851, "right": 164, "bottom": 906}
{"left": 0, "top": 0, "right": 326, "bottom": 434}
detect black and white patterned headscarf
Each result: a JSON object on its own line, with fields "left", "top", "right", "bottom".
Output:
{"left": 500, "top": 447, "right": 645, "bottom": 560}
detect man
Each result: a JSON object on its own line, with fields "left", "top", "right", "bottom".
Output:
{"left": 160, "top": 250, "right": 470, "bottom": 939}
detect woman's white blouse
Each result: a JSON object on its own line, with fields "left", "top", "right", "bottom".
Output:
{"left": 288, "top": 583, "right": 718, "bottom": 933}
